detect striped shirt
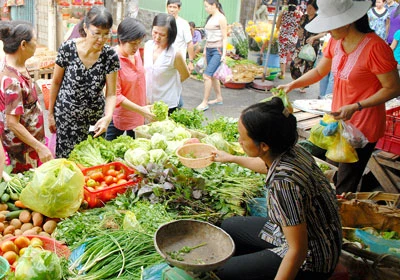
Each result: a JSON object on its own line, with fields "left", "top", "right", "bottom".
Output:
{"left": 260, "top": 145, "right": 342, "bottom": 273}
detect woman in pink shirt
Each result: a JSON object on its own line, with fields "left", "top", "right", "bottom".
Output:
{"left": 106, "top": 18, "right": 155, "bottom": 140}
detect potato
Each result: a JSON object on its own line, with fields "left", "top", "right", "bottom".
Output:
{"left": 3, "top": 251, "right": 18, "bottom": 265}
{"left": 3, "top": 225, "right": 15, "bottom": 235}
{"left": 0, "top": 214, "right": 5, "bottom": 223}
{"left": 14, "top": 229, "right": 23, "bottom": 236}
{"left": 18, "top": 210, "right": 31, "bottom": 224}
{"left": 22, "top": 229, "right": 39, "bottom": 236}
{"left": 0, "top": 204, "right": 7, "bottom": 212}
{"left": 0, "top": 222, "right": 4, "bottom": 233}
{"left": 32, "top": 226, "right": 42, "bottom": 233}
{"left": 43, "top": 220, "right": 57, "bottom": 234}
{"left": 32, "top": 212, "right": 43, "bottom": 227}
{"left": 10, "top": 219, "right": 22, "bottom": 230}
{"left": 38, "top": 231, "right": 51, "bottom": 238}
{"left": 20, "top": 223, "right": 33, "bottom": 233}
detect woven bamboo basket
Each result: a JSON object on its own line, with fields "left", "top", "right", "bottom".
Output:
{"left": 176, "top": 143, "right": 217, "bottom": 169}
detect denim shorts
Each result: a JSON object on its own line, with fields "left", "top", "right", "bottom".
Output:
{"left": 204, "top": 47, "right": 222, "bottom": 77}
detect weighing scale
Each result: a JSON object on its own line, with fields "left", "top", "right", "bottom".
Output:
{"left": 154, "top": 220, "right": 234, "bottom": 280}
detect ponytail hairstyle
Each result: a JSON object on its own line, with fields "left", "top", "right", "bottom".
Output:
{"left": 79, "top": 6, "right": 113, "bottom": 37}
{"left": 152, "top": 13, "right": 177, "bottom": 50}
{"left": 241, "top": 97, "right": 298, "bottom": 156}
{"left": 0, "top": 21, "right": 34, "bottom": 54}
{"left": 204, "top": 0, "right": 225, "bottom": 23}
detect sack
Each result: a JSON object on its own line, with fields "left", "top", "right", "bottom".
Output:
{"left": 194, "top": 57, "right": 205, "bottom": 74}
{"left": 298, "top": 44, "right": 316, "bottom": 62}
{"left": 19, "top": 159, "right": 85, "bottom": 218}
{"left": 213, "top": 63, "right": 232, "bottom": 83}
{"left": 341, "top": 121, "right": 368, "bottom": 149}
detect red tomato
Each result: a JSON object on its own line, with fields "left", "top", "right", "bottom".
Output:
{"left": 86, "top": 179, "right": 98, "bottom": 188}
{"left": 107, "top": 169, "right": 118, "bottom": 177}
{"left": 117, "top": 179, "right": 128, "bottom": 185}
{"left": 109, "top": 183, "right": 117, "bottom": 188}
{"left": 84, "top": 176, "right": 90, "bottom": 182}
{"left": 104, "top": 175, "right": 114, "bottom": 185}
{"left": 116, "top": 172, "right": 127, "bottom": 180}
{"left": 90, "top": 172, "right": 104, "bottom": 182}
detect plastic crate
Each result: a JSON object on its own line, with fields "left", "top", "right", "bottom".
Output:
{"left": 376, "top": 106, "right": 400, "bottom": 155}
{"left": 82, "top": 162, "right": 141, "bottom": 208}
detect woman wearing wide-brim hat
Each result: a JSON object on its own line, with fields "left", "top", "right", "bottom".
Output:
{"left": 279, "top": 0, "right": 400, "bottom": 195}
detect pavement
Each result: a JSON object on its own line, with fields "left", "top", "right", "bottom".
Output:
{"left": 180, "top": 69, "right": 320, "bottom": 121}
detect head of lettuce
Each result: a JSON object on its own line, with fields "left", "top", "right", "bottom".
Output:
{"left": 20, "top": 159, "right": 85, "bottom": 218}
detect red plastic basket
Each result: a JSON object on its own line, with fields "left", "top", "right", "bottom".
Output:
{"left": 82, "top": 162, "right": 141, "bottom": 208}
{"left": 376, "top": 106, "right": 400, "bottom": 155}
{"left": 0, "top": 235, "right": 70, "bottom": 259}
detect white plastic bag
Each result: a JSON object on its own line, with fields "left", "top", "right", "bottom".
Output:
{"left": 341, "top": 121, "right": 368, "bottom": 149}
{"left": 194, "top": 57, "right": 205, "bottom": 74}
{"left": 298, "top": 44, "right": 316, "bottom": 62}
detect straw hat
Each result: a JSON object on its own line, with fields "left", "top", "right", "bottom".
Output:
{"left": 305, "top": 0, "right": 372, "bottom": 33}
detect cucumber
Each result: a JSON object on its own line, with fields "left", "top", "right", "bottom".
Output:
{"left": 1, "top": 193, "right": 10, "bottom": 203}
{"left": 6, "top": 202, "right": 20, "bottom": 211}
{"left": 9, "top": 192, "right": 19, "bottom": 201}
{"left": 6, "top": 210, "right": 23, "bottom": 221}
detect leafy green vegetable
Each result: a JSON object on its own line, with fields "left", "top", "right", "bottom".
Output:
{"left": 110, "top": 135, "right": 136, "bottom": 159}
{"left": 152, "top": 101, "right": 169, "bottom": 121}
{"left": 170, "top": 108, "right": 205, "bottom": 129}
{"left": 151, "top": 133, "right": 168, "bottom": 150}
{"left": 149, "top": 149, "right": 168, "bottom": 165}
{"left": 68, "top": 136, "right": 112, "bottom": 167}
{"left": 125, "top": 148, "right": 150, "bottom": 166}
{"left": 204, "top": 116, "right": 239, "bottom": 142}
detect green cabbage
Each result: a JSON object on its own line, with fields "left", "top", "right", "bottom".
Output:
{"left": 172, "top": 126, "right": 191, "bottom": 140}
{"left": 14, "top": 246, "right": 62, "bottom": 280}
{"left": 131, "top": 138, "right": 152, "bottom": 151}
{"left": 124, "top": 148, "right": 150, "bottom": 166}
{"left": 151, "top": 133, "right": 168, "bottom": 150}
{"left": 149, "top": 149, "right": 168, "bottom": 165}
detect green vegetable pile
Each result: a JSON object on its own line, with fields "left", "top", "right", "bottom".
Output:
{"left": 170, "top": 108, "right": 205, "bottom": 130}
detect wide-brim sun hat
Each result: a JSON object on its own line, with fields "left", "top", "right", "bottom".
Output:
{"left": 306, "top": 0, "right": 372, "bottom": 33}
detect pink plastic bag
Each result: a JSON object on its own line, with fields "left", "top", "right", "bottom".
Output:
{"left": 46, "top": 133, "right": 56, "bottom": 158}
{"left": 213, "top": 63, "right": 232, "bottom": 83}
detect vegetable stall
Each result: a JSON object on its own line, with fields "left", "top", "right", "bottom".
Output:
{"left": 0, "top": 104, "right": 398, "bottom": 279}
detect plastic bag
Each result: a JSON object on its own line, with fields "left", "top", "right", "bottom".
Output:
{"left": 341, "top": 121, "right": 368, "bottom": 148}
{"left": 298, "top": 44, "right": 316, "bottom": 62}
{"left": 14, "top": 246, "right": 62, "bottom": 280}
{"left": 213, "top": 63, "right": 233, "bottom": 83}
{"left": 194, "top": 57, "right": 205, "bottom": 74}
{"left": 19, "top": 158, "right": 85, "bottom": 218}
{"left": 309, "top": 114, "right": 338, "bottom": 149}
{"left": 261, "top": 88, "right": 293, "bottom": 113}
{"left": 46, "top": 133, "right": 56, "bottom": 158}
{"left": 326, "top": 122, "right": 359, "bottom": 163}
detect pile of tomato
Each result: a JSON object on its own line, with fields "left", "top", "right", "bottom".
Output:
{"left": 84, "top": 165, "right": 130, "bottom": 191}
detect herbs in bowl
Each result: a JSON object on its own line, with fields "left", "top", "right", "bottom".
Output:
{"left": 176, "top": 143, "right": 217, "bottom": 169}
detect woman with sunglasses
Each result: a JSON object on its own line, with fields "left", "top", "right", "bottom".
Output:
{"left": 105, "top": 18, "right": 155, "bottom": 141}
{"left": 48, "top": 6, "right": 120, "bottom": 158}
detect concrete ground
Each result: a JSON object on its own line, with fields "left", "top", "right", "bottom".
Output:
{"left": 180, "top": 71, "right": 320, "bottom": 121}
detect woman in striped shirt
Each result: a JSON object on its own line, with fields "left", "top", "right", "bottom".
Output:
{"left": 213, "top": 97, "right": 342, "bottom": 279}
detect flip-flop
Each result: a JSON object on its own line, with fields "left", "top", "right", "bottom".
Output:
{"left": 196, "top": 104, "right": 209, "bottom": 111}
{"left": 208, "top": 100, "right": 223, "bottom": 105}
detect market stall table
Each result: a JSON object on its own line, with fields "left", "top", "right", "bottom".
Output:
{"left": 367, "top": 151, "right": 400, "bottom": 194}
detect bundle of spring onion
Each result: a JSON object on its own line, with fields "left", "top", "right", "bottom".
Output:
{"left": 68, "top": 230, "right": 162, "bottom": 279}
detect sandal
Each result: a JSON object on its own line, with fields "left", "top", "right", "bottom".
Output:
{"left": 299, "top": 87, "right": 306, "bottom": 93}
{"left": 208, "top": 99, "right": 223, "bottom": 105}
{"left": 196, "top": 104, "right": 209, "bottom": 111}
{"left": 278, "top": 72, "right": 285, "bottom": 80}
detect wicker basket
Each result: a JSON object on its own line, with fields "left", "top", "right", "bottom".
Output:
{"left": 176, "top": 143, "right": 217, "bottom": 169}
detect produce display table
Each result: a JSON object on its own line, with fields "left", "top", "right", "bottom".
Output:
{"left": 367, "top": 150, "right": 400, "bottom": 194}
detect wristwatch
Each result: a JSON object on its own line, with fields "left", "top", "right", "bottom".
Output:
{"left": 356, "top": 102, "right": 363, "bottom": 111}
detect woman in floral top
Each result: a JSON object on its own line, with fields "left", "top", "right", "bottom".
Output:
{"left": 0, "top": 21, "right": 53, "bottom": 173}
{"left": 275, "top": 0, "right": 302, "bottom": 79}
{"left": 48, "top": 6, "right": 119, "bottom": 158}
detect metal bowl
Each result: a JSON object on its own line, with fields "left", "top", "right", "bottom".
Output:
{"left": 154, "top": 219, "right": 235, "bottom": 273}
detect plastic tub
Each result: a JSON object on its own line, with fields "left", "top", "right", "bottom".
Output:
{"left": 82, "top": 162, "right": 141, "bottom": 208}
